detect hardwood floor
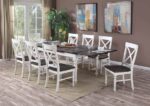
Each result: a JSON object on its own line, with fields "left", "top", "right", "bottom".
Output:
{"left": 0, "top": 60, "right": 150, "bottom": 106}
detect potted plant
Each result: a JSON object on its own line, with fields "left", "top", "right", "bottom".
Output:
{"left": 47, "top": 8, "right": 70, "bottom": 42}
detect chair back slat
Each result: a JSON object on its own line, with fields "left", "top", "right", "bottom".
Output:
{"left": 82, "top": 34, "right": 94, "bottom": 47}
{"left": 122, "top": 42, "right": 139, "bottom": 70}
{"left": 68, "top": 33, "right": 78, "bottom": 45}
{"left": 98, "top": 36, "right": 112, "bottom": 60}
{"left": 25, "top": 41, "right": 39, "bottom": 63}
{"left": 98, "top": 36, "right": 112, "bottom": 49}
{"left": 43, "top": 44, "right": 59, "bottom": 72}
{"left": 12, "top": 39, "right": 24, "bottom": 58}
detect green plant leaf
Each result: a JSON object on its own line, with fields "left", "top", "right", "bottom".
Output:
{"left": 47, "top": 9, "right": 70, "bottom": 41}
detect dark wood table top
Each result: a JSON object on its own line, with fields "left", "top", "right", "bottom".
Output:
{"left": 37, "top": 43, "right": 117, "bottom": 57}
{"left": 57, "top": 45, "right": 117, "bottom": 57}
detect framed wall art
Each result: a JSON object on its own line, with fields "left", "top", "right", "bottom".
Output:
{"left": 76, "top": 3, "right": 97, "bottom": 32}
{"left": 104, "top": 1, "right": 132, "bottom": 34}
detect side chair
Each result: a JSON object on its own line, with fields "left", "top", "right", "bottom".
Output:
{"left": 104, "top": 42, "right": 139, "bottom": 91}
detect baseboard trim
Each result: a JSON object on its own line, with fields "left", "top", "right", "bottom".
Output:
{"left": 111, "top": 60, "right": 150, "bottom": 71}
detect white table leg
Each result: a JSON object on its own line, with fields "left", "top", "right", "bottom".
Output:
{"left": 95, "top": 56, "right": 99, "bottom": 76}
{"left": 75, "top": 55, "right": 78, "bottom": 83}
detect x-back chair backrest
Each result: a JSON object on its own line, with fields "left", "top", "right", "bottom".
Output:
{"left": 68, "top": 33, "right": 78, "bottom": 45}
{"left": 122, "top": 42, "right": 139, "bottom": 71}
{"left": 82, "top": 34, "right": 94, "bottom": 47}
{"left": 43, "top": 44, "right": 59, "bottom": 72}
{"left": 98, "top": 36, "right": 112, "bottom": 59}
{"left": 25, "top": 41, "right": 39, "bottom": 63}
{"left": 98, "top": 36, "right": 112, "bottom": 49}
{"left": 12, "top": 39, "right": 24, "bottom": 58}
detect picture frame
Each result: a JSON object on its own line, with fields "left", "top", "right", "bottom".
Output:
{"left": 104, "top": 1, "right": 132, "bottom": 34}
{"left": 76, "top": 3, "right": 97, "bottom": 32}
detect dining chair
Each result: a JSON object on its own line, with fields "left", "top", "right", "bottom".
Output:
{"left": 89, "top": 36, "right": 112, "bottom": 75}
{"left": 25, "top": 41, "right": 46, "bottom": 84}
{"left": 68, "top": 33, "right": 78, "bottom": 45}
{"left": 104, "top": 42, "right": 139, "bottom": 91}
{"left": 43, "top": 44, "right": 76, "bottom": 92}
{"left": 12, "top": 38, "right": 29, "bottom": 77}
{"left": 66, "top": 33, "right": 78, "bottom": 63}
{"left": 98, "top": 36, "right": 112, "bottom": 74}
{"left": 82, "top": 34, "right": 94, "bottom": 68}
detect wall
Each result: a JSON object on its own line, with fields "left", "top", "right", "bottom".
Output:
{"left": 56, "top": 0, "right": 150, "bottom": 67}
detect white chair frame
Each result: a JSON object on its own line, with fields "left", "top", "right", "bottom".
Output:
{"left": 105, "top": 42, "right": 139, "bottom": 91}
{"left": 12, "top": 39, "right": 29, "bottom": 77}
{"left": 66, "top": 33, "right": 78, "bottom": 63}
{"left": 68, "top": 33, "right": 78, "bottom": 45}
{"left": 25, "top": 41, "right": 46, "bottom": 84}
{"left": 81, "top": 34, "right": 94, "bottom": 68}
{"left": 82, "top": 34, "right": 94, "bottom": 47}
{"left": 43, "top": 44, "right": 76, "bottom": 92}
{"left": 98, "top": 36, "right": 112, "bottom": 74}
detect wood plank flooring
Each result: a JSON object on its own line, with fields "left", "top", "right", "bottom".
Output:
{"left": 0, "top": 60, "right": 150, "bottom": 106}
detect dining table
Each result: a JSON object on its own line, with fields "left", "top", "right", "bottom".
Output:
{"left": 37, "top": 42, "right": 117, "bottom": 82}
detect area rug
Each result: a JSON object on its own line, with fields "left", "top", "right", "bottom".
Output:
{"left": 0, "top": 60, "right": 106, "bottom": 101}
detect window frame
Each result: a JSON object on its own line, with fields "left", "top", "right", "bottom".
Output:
{"left": 14, "top": 0, "right": 43, "bottom": 41}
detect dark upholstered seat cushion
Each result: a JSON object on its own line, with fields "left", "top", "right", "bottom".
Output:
{"left": 31, "top": 59, "right": 46, "bottom": 66}
{"left": 16, "top": 56, "right": 29, "bottom": 61}
{"left": 48, "top": 63, "right": 75, "bottom": 72}
{"left": 105, "top": 65, "right": 130, "bottom": 73}
{"left": 99, "top": 54, "right": 108, "bottom": 59}
{"left": 88, "top": 55, "right": 97, "bottom": 58}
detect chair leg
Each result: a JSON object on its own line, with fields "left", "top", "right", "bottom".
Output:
{"left": 100, "top": 60, "right": 103, "bottom": 74}
{"left": 82, "top": 57, "right": 84, "bottom": 69}
{"left": 75, "top": 62, "right": 78, "bottom": 83}
{"left": 92, "top": 59, "right": 95, "bottom": 67}
{"left": 21, "top": 63, "right": 24, "bottom": 78}
{"left": 107, "top": 59, "right": 110, "bottom": 65}
{"left": 28, "top": 64, "right": 31, "bottom": 81}
{"left": 123, "top": 75, "right": 125, "bottom": 84}
{"left": 37, "top": 68, "right": 41, "bottom": 84}
{"left": 45, "top": 70, "right": 49, "bottom": 88}
{"left": 72, "top": 71, "right": 75, "bottom": 87}
{"left": 88, "top": 58, "right": 91, "bottom": 70}
{"left": 56, "top": 74, "right": 60, "bottom": 92}
{"left": 105, "top": 70, "right": 108, "bottom": 86}
{"left": 14, "top": 60, "right": 17, "bottom": 75}
{"left": 131, "top": 74, "right": 134, "bottom": 91}
{"left": 113, "top": 76, "right": 117, "bottom": 92}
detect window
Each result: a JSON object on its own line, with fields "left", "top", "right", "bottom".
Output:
{"left": 14, "top": 5, "right": 25, "bottom": 38}
{"left": 14, "top": 0, "right": 42, "bottom": 41}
